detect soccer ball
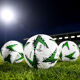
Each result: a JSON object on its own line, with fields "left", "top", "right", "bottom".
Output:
{"left": 58, "top": 41, "right": 79, "bottom": 61}
{"left": 1, "top": 41, "right": 24, "bottom": 63}
{"left": 24, "top": 34, "right": 59, "bottom": 69}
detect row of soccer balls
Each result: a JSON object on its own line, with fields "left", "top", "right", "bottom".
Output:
{"left": 1, "top": 34, "right": 80, "bottom": 69}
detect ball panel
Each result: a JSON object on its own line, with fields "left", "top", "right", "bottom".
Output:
{"left": 1, "top": 41, "right": 24, "bottom": 63}
{"left": 59, "top": 41, "right": 79, "bottom": 61}
{"left": 24, "top": 34, "right": 59, "bottom": 69}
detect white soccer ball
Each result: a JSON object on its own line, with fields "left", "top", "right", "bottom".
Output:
{"left": 58, "top": 41, "right": 79, "bottom": 61}
{"left": 1, "top": 41, "right": 24, "bottom": 63}
{"left": 24, "top": 34, "right": 59, "bottom": 69}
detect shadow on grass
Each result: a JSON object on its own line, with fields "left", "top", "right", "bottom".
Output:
{"left": 0, "top": 60, "right": 80, "bottom": 73}
{"left": 0, "top": 62, "right": 31, "bottom": 73}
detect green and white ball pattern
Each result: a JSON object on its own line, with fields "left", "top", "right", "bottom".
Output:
{"left": 58, "top": 41, "right": 79, "bottom": 61}
{"left": 24, "top": 34, "right": 59, "bottom": 69}
{"left": 1, "top": 41, "right": 24, "bottom": 63}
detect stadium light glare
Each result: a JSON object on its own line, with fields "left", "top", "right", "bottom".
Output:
{"left": 71, "top": 36, "right": 75, "bottom": 38}
{"left": 64, "top": 36, "right": 68, "bottom": 39}
{"left": 53, "top": 38, "right": 57, "bottom": 40}
{"left": 0, "top": 7, "right": 16, "bottom": 24}
{"left": 59, "top": 37, "right": 63, "bottom": 40}
{"left": 77, "top": 35, "right": 80, "bottom": 38}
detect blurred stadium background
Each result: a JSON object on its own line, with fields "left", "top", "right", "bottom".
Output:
{"left": 24, "top": 32, "right": 80, "bottom": 49}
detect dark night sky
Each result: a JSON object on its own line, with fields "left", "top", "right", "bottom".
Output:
{"left": 0, "top": 0, "right": 80, "bottom": 47}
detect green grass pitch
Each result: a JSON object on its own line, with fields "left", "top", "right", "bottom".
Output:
{"left": 0, "top": 53, "right": 80, "bottom": 80}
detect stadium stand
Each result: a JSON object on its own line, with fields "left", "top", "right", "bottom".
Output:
{"left": 24, "top": 32, "right": 80, "bottom": 48}
{"left": 51, "top": 32, "right": 80, "bottom": 47}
